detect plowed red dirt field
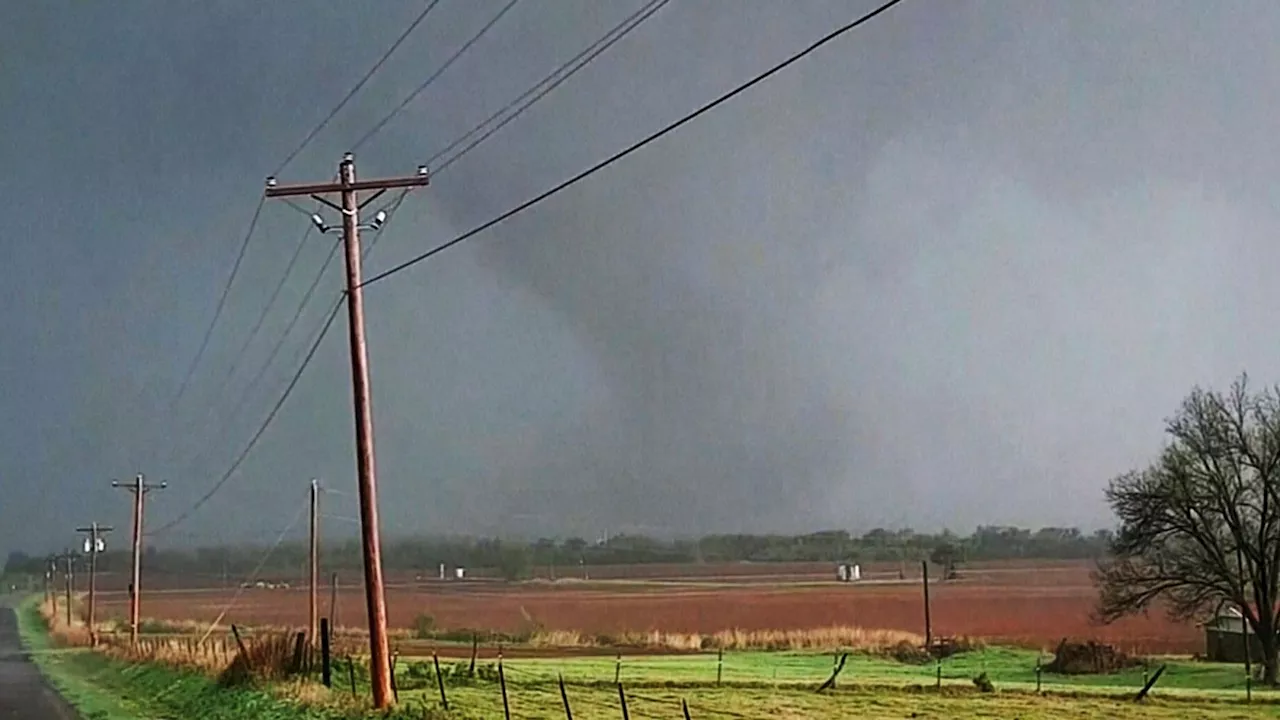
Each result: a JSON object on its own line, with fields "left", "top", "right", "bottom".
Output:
{"left": 94, "top": 560, "right": 1201, "bottom": 654}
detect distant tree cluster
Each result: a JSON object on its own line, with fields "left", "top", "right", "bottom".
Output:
{"left": 2, "top": 524, "right": 1111, "bottom": 583}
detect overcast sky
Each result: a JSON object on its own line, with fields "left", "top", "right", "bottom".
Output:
{"left": 3, "top": 0, "right": 1278, "bottom": 556}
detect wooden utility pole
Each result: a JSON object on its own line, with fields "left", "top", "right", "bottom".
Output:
{"left": 921, "top": 560, "right": 932, "bottom": 648}
{"left": 1236, "top": 546, "right": 1252, "bottom": 694}
{"left": 309, "top": 479, "right": 320, "bottom": 647}
{"left": 330, "top": 572, "right": 339, "bottom": 628}
{"left": 113, "top": 474, "right": 166, "bottom": 644}
{"left": 46, "top": 557, "right": 57, "bottom": 617}
{"left": 76, "top": 522, "right": 113, "bottom": 645}
{"left": 43, "top": 558, "right": 52, "bottom": 607}
{"left": 265, "top": 153, "right": 428, "bottom": 708}
{"left": 56, "top": 550, "right": 77, "bottom": 628}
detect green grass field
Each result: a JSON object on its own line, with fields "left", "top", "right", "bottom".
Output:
{"left": 17, "top": 595, "right": 1280, "bottom": 719}
{"left": 398, "top": 683, "right": 1277, "bottom": 720}
{"left": 381, "top": 649, "right": 1280, "bottom": 719}
{"left": 426, "top": 646, "right": 1270, "bottom": 696}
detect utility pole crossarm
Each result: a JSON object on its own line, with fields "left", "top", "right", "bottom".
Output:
{"left": 265, "top": 172, "right": 429, "bottom": 198}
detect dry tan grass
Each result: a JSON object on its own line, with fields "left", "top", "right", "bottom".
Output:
{"left": 95, "top": 627, "right": 319, "bottom": 688}
{"left": 165, "top": 612, "right": 931, "bottom": 655}
{"left": 125, "top": 616, "right": 412, "bottom": 643}
{"left": 712, "top": 626, "right": 927, "bottom": 651}
{"left": 37, "top": 595, "right": 94, "bottom": 648}
{"left": 118, "top": 612, "right": 947, "bottom": 658}
{"left": 527, "top": 629, "right": 590, "bottom": 647}
{"left": 528, "top": 625, "right": 929, "bottom": 652}
{"left": 94, "top": 632, "right": 370, "bottom": 714}
{"left": 218, "top": 633, "right": 306, "bottom": 686}
{"left": 99, "top": 633, "right": 236, "bottom": 675}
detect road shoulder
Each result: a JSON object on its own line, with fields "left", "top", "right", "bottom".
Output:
{"left": 0, "top": 598, "right": 80, "bottom": 719}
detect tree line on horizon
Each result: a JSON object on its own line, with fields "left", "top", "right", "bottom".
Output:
{"left": 2, "top": 524, "right": 1111, "bottom": 582}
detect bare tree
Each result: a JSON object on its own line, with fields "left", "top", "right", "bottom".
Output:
{"left": 1095, "top": 373, "right": 1280, "bottom": 683}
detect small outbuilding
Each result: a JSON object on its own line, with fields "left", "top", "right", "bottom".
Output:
{"left": 1203, "top": 607, "right": 1269, "bottom": 663}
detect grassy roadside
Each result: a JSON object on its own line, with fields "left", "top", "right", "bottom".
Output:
{"left": 14, "top": 597, "right": 375, "bottom": 719}
{"left": 17, "top": 597, "right": 148, "bottom": 719}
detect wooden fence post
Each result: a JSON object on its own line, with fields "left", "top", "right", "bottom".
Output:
{"left": 230, "top": 625, "right": 249, "bottom": 664}
{"left": 291, "top": 632, "right": 306, "bottom": 674}
{"left": 1134, "top": 664, "right": 1167, "bottom": 702}
{"left": 558, "top": 673, "right": 573, "bottom": 720}
{"left": 320, "top": 618, "right": 331, "bottom": 688}
{"left": 817, "top": 653, "right": 848, "bottom": 692}
{"left": 499, "top": 654, "right": 511, "bottom": 720}
{"left": 617, "top": 683, "right": 630, "bottom": 720}
{"left": 433, "top": 652, "right": 449, "bottom": 710}
{"left": 390, "top": 651, "right": 399, "bottom": 704}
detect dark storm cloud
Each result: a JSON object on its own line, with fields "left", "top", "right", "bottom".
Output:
{"left": 4, "top": 1, "right": 1280, "bottom": 556}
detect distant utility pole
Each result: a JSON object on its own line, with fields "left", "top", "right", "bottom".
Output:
{"left": 76, "top": 522, "right": 113, "bottom": 646}
{"left": 921, "top": 560, "right": 932, "bottom": 649}
{"left": 330, "top": 572, "right": 339, "bottom": 629}
{"left": 46, "top": 556, "right": 58, "bottom": 617}
{"left": 265, "top": 153, "right": 429, "bottom": 709}
{"left": 309, "top": 479, "right": 320, "bottom": 648}
{"left": 43, "top": 557, "right": 53, "bottom": 608}
{"left": 55, "top": 549, "right": 77, "bottom": 628}
{"left": 112, "top": 474, "right": 166, "bottom": 644}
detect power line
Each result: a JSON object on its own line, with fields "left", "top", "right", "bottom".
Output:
{"left": 431, "top": 0, "right": 670, "bottom": 175}
{"left": 360, "top": 189, "right": 411, "bottom": 260}
{"left": 161, "top": 197, "right": 413, "bottom": 530}
{"left": 361, "top": 0, "right": 907, "bottom": 288}
{"left": 352, "top": 0, "right": 523, "bottom": 151}
{"left": 273, "top": 0, "right": 445, "bottom": 176}
{"left": 171, "top": 196, "right": 266, "bottom": 405}
{"left": 156, "top": 221, "right": 317, "bottom": 476}
{"left": 161, "top": 234, "right": 339, "bottom": 484}
{"left": 197, "top": 497, "right": 309, "bottom": 643}
{"left": 321, "top": 514, "right": 362, "bottom": 525}
{"left": 218, "top": 223, "right": 315, "bottom": 395}
{"left": 319, "top": 486, "right": 355, "bottom": 498}
{"left": 224, "top": 238, "right": 343, "bottom": 430}
{"left": 148, "top": 296, "right": 345, "bottom": 538}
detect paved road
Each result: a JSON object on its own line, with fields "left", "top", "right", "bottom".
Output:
{"left": 0, "top": 604, "right": 79, "bottom": 719}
